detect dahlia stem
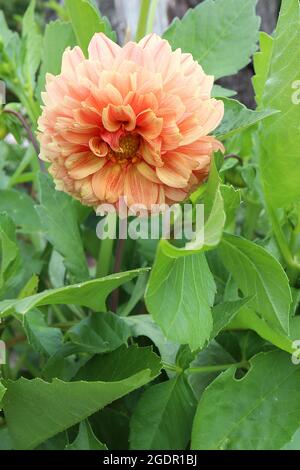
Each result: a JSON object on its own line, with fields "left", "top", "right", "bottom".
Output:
{"left": 96, "top": 212, "right": 117, "bottom": 278}
{"left": 3, "top": 109, "right": 39, "bottom": 156}
{"left": 224, "top": 153, "right": 243, "bottom": 166}
{"left": 96, "top": 237, "right": 114, "bottom": 278}
{"left": 110, "top": 238, "right": 126, "bottom": 312}
{"left": 136, "top": 0, "right": 158, "bottom": 41}
{"left": 267, "top": 203, "right": 300, "bottom": 286}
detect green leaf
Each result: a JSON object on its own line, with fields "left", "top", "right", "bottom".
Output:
{"left": 0, "top": 427, "right": 13, "bottom": 450}
{"left": 23, "top": 309, "right": 63, "bottom": 356}
{"left": 227, "top": 307, "right": 294, "bottom": 354}
{"left": 218, "top": 233, "right": 292, "bottom": 333}
{"left": 252, "top": 32, "right": 273, "bottom": 105}
{"left": 215, "top": 98, "right": 278, "bottom": 140}
{"left": 220, "top": 185, "right": 241, "bottom": 228}
{"left": 0, "top": 189, "right": 41, "bottom": 234}
{"left": 36, "top": 19, "right": 76, "bottom": 101}
{"left": 22, "top": 0, "right": 43, "bottom": 87}
{"left": 130, "top": 375, "right": 196, "bottom": 450}
{"left": 211, "top": 298, "right": 253, "bottom": 339}
{"left": 67, "top": 311, "right": 131, "bottom": 354}
{"left": 0, "top": 381, "right": 6, "bottom": 409}
{"left": 89, "top": 408, "right": 129, "bottom": 450}
{"left": 0, "top": 268, "right": 148, "bottom": 318}
{"left": 36, "top": 173, "right": 89, "bottom": 282}
{"left": 125, "top": 314, "right": 179, "bottom": 365}
{"left": 282, "top": 429, "right": 300, "bottom": 450}
{"left": 212, "top": 85, "right": 236, "bottom": 98}
{"left": 163, "top": 0, "right": 260, "bottom": 79}
{"left": 3, "top": 345, "right": 161, "bottom": 450}
{"left": 256, "top": 0, "right": 300, "bottom": 207}
{"left": 66, "top": 420, "right": 107, "bottom": 450}
{"left": 188, "top": 340, "right": 235, "bottom": 399}
{"left": 196, "top": 162, "right": 225, "bottom": 251}
{"left": 145, "top": 241, "right": 216, "bottom": 350}
{"left": 191, "top": 351, "right": 300, "bottom": 450}
{"left": 65, "top": 0, "right": 115, "bottom": 56}
{"left": 0, "top": 213, "right": 18, "bottom": 285}
{"left": 0, "top": 213, "right": 22, "bottom": 298}
{"left": 166, "top": 160, "right": 225, "bottom": 255}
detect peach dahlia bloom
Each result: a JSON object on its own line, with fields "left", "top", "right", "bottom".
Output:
{"left": 38, "top": 33, "right": 224, "bottom": 209}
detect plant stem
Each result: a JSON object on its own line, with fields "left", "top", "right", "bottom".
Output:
{"left": 224, "top": 153, "right": 243, "bottom": 166}
{"left": 52, "top": 321, "right": 77, "bottom": 330}
{"left": 96, "top": 212, "right": 117, "bottom": 277}
{"left": 97, "top": 238, "right": 114, "bottom": 278}
{"left": 187, "top": 361, "right": 249, "bottom": 374}
{"left": 3, "top": 109, "right": 40, "bottom": 156}
{"left": 136, "top": 0, "right": 158, "bottom": 41}
{"left": 162, "top": 361, "right": 183, "bottom": 373}
{"left": 110, "top": 238, "right": 126, "bottom": 312}
{"left": 146, "top": 0, "right": 158, "bottom": 34}
{"left": 268, "top": 204, "right": 300, "bottom": 286}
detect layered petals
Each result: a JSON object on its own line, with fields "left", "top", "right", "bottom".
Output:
{"left": 37, "top": 32, "right": 224, "bottom": 210}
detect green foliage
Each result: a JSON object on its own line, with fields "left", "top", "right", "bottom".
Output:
{"left": 192, "top": 351, "right": 300, "bottom": 449}
{"left": 0, "top": 0, "right": 299, "bottom": 452}
{"left": 66, "top": 420, "right": 107, "bottom": 450}
{"left": 255, "top": 0, "right": 300, "bottom": 208}
{"left": 145, "top": 241, "right": 216, "bottom": 350}
{"left": 65, "top": 0, "right": 116, "bottom": 56}
{"left": 163, "top": 0, "right": 260, "bottom": 79}
{"left": 2, "top": 346, "right": 161, "bottom": 449}
{"left": 218, "top": 233, "right": 292, "bottom": 333}
{"left": 36, "top": 174, "right": 89, "bottom": 282}
{"left": 36, "top": 19, "right": 76, "bottom": 101}
{"left": 215, "top": 98, "right": 278, "bottom": 141}
{"left": 130, "top": 375, "right": 196, "bottom": 450}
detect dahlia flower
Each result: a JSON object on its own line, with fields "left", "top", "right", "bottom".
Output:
{"left": 38, "top": 33, "right": 224, "bottom": 209}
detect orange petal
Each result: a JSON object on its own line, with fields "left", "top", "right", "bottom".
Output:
{"left": 178, "top": 114, "right": 202, "bottom": 146}
{"left": 136, "top": 109, "right": 163, "bottom": 140}
{"left": 61, "top": 46, "right": 85, "bottom": 81}
{"left": 156, "top": 154, "right": 192, "bottom": 188}
{"left": 68, "top": 155, "right": 107, "bottom": 179}
{"left": 164, "top": 187, "right": 187, "bottom": 202}
{"left": 102, "top": 104, "right": 136, "bottom": 132}
{"left": 161, "top": 121, "right": 182, "bottom": 151}
{"left": 89, "top": 137, "right": 109, "bottom": 157}
{"left": 139, "top": 139, "right": 163, "bottom": 167}
{"left": 124, "top": 165, "right": 159, "bottom": 208}
{"left": 136, "top": 161, "right": 161, "bottom": 183}
{"left": 92, "top": 163, "right": 125, "bottom": 203}
{"left": 88, "top": 33, "right": 121, "bottom": 68}
{"left": 197, "top": 99, "right": 225, "bottom": 134}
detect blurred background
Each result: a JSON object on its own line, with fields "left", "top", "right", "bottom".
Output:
{"left": 0, "top": 0, "right": 281, "bottom": 107}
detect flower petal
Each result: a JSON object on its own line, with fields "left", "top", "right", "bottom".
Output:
{"left": 102, "top": 104, "right": 136, "bottom": 132}
{"left": 88, "top": 33, "right": 121, "bottom": 67}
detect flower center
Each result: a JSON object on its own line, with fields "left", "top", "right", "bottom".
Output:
{"left": 108, "top": 134, "right": 141, "bottom": 164}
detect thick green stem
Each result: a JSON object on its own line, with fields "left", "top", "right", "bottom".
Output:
{"left": 136, "top": 0, "right": 158, "bottom": 41}
{"left": 162, "top": 362, "right": 183, "bottom": 374}
{"left": 267, "top": 203, "right": 300, "bottom": 286}
{"left": 96, "top": 213, "right": 116, "bottom": 278}
{"left": 146, "top": 0, "right": 158, "bottom": 35}
{"left": 97, "top": 238, "right": 114, "bottom": 278}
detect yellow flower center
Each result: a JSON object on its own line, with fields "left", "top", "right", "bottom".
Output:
{"left": 109, "top": 134, "right": 141, "bottom": 164}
